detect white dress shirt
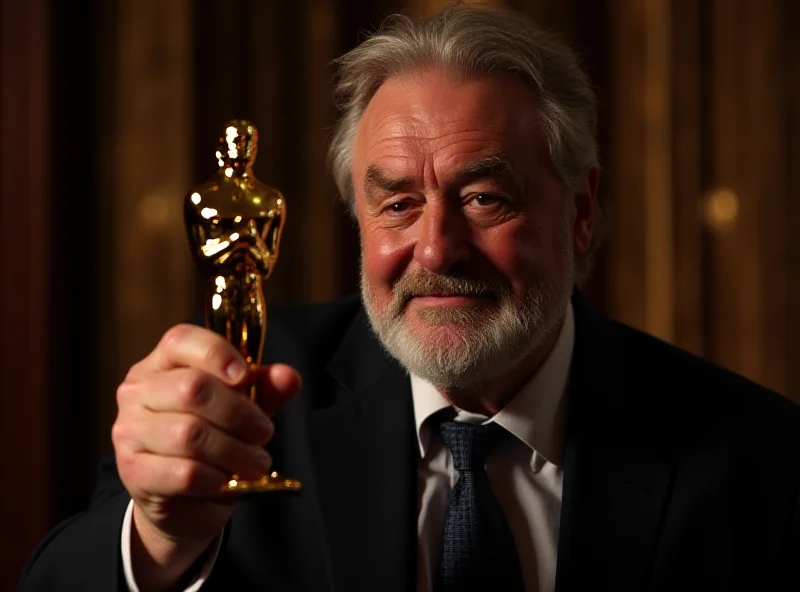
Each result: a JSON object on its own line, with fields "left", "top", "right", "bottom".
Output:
{"left": 414, "top": 302, "right": 574, "bottom": 592}
{"left": 122, "top": 302, "right": 574, "bottom": 592}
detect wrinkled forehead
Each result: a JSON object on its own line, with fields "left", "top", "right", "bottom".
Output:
{"left": 352, "top": 69, "right": 547, "bottom": 178}
{"left": 362, "top": 69, "right": 540, "bottom": 131}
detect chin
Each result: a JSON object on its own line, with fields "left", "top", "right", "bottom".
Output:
{"left": 375, "top": 306, "right": 547, "bottom": 390}
{"left": 407, "top": 300, "right": 501, "bottom": 327}
{"left": 360, "top": 265, "right": 573, "bottom": 388}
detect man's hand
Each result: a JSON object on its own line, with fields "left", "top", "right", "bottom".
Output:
{"left": 111, "top": 323, "right": 301, "bottom": 589}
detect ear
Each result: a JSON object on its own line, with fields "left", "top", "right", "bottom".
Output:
{"left": 572, "top": 166, "right": 599, "bottom": 257}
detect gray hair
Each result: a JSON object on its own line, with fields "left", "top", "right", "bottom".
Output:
{"left": 329, "top": 3, "right": 602, "bottom": 285}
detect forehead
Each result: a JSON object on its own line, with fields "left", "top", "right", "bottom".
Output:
{"left": 353, "top": 68, "right": 544, "bottom": 173}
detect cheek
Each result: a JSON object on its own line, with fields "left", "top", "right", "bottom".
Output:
{"left": 478, "top": 219, "right": 563, "bottom": 291}
{"left": 359, "top": 224, "right": 414, "bottom": 291}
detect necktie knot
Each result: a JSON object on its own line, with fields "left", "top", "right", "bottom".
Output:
{"left": 439, "top": 421, "right": 504, "bottom": 472}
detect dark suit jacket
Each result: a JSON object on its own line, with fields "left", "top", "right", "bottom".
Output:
{"left": 20, "top": 293, "right": 800, "bottom": 591}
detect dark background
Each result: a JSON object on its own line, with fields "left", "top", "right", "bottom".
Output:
{"left": 3, "top": 0, "right": 800, "bottom": 587}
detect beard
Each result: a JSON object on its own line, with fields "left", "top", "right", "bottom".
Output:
{"left": 361, "top": 257, "right": 573, "bottom": 390}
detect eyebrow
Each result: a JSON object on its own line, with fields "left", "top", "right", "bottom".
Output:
{"left": 363, "top": 165, "right": 415, "bottom": 197}
{"left": 362, "top": 154, "right": 520, "bottom": 204}
{"left": 455, "top": 155, "right": 518, "bottom": 185}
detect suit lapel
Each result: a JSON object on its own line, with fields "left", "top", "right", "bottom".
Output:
{"left": 555, "top": 295, "right": 675, "bottom": 592}
{"left": 309, "top": 310, "right": 418, "bottom": 591}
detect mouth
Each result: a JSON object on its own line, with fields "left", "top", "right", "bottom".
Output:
{"left": 408, "top": 294, "right": 495, "bottom": 307}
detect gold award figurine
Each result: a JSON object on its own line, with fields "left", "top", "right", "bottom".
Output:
{"left": 184, "top": 120, "right": 301, "bottom": 494}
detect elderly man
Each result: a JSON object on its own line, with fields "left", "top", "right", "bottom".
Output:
{"left": 21, "top": 5, "right": 800, "bottom": 592}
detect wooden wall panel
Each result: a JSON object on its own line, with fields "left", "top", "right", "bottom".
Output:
{"left": 671, "top": 0, "right": 705, "bottom": 356}
{"left": 298, "top": 0, "right": 344, "bottom": 301}
{"left": 101, "top": 0, "right": 194, "bottom": 431}
{"left": 786, "top": 0, "right": 800, "bottom": 402}
{"left": 707, "top": 0, "right": 787, "bottom": 392}
{"left": 706, "top": 0, "right": 744, "bottom": 375}
{"left": 603, "top": 0, "right": 799, "bottom": 400}
{"left": 747, "top": 0, "right": 787, "bottom": 394}
{"left": 640, "top": 0, "right": 674, "bottom": 341}
{"left": 607, "top": 0, "right": 674, "bottom": 340}
{"left": 0, "top": 0, "right": 50, "bottom": 585}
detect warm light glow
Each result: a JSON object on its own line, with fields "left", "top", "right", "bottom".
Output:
{"left": 218, "top": 159, "right": 224, "bottom": 167}
{"left": 200, "top": 207, "right": 218, "bottom": 219}
{"left": 139, "top": 192, "right": 171, "bottom": 229}
{"left": 229, "top": 232, "right": 239, "bottom": 241}
{"left": 225, "top": 168, "right": 233, "bottom": 178}
{"left": 234, "top": 215, "right": 242, "bottom": 223}
{"left": 252, "top": 197, "right": 261, "bottom": 204}
{"left": 702, "top": 187, "right": 740, "bottom": 232}
{"left": 202, "top": 238, "right": 230, "bottom": 257}
{"left": 226, "top": 126, "right": 238, "bottom": 158}
{"left": 212, "top": 294, "right": 222, "bottom": 310}
{"left": 276, "top": 198, "right": 282, "bottom": 206}
{"left": 190, "top": 192, "right": 201, "bottom": 205}
{"left": 215, "top": 275, "right": 226, "bottom": 291}
{"left": 215, "top": 151, "right": 222, "bottom": 159}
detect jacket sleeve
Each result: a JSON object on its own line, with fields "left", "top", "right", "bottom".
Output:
{"left": 17, "top": 453, "right": 131, "bottom": 591}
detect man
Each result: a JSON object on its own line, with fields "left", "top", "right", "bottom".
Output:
{"left": 20, "top": 5, "right": 800, "bottom": 591}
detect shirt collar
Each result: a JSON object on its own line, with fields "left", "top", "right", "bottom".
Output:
{"left": 411, "top": 301, "right": 575, "bottom": 470}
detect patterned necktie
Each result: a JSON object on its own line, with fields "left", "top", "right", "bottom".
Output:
{"left": 435, "top": 421, "right": 525, "bottom": 592}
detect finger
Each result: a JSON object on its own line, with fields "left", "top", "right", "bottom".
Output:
{"left": 253, "top": 364, "right": 302, "bottom": 415}
{"left": 125, "top": 453, "right": 233, "bottom": 498}
{"left": 128, "top": 324, "right": 250, "bottom": 386}
{"left": 132, "top": 368, "right": 273, "bottom": 445}
{"left": 132, "top": 410, "right": 272, "bottom": 479}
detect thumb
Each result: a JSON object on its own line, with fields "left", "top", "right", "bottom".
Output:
{"left": 252, "top": 363, "right": 302, "bottom": 415}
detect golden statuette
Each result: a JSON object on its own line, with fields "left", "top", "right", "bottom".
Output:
{"left": 184, "top": 120, "right": 301, "bottom": 494}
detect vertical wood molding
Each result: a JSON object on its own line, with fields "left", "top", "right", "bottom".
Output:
{"left": 608, "top": 0, "right": 674, "bottom": 341}
{"left": 302, "top": 0, "right": 342, "bottom": 301}
{"left": 708, "top": 0, "right": 786, "bottom": 391}
{"left": 608, "top": 0, "right": 647, "bottom": 330}
{"left": 786, "top": 0, "right": 800, "bottom": 402}
{"left": 642, "top": 0, "right": 674, "bottom": 342}
{"left": 111, "top": 0, "right": 193, "bottom": 389}
{"left": 749, "top": 0, "right": 787, "bottom": 393}
{"left": 707, "top": 0, "right": 743, "bottom": 373}
{"left": 671, "top": 0, "right": 704, "bottom": 356}
{"left": 0, "top": 0, "right": 50, "bottom": 584}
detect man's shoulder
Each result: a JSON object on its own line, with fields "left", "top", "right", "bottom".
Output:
{"left": 621, "top": 319, "right": 792, "bottom": 398}
{"left": 268, "top": 294, "right": 363, "bottom": 335}
{"left": 262, "top": 294, "right": 366, "bottom": 365}
{"left": 608, "top": 315, "right": 800, "bottom": 441}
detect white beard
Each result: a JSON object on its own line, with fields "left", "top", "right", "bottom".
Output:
{"left": 361, "top": 253, "right": 574, "bottom": 390}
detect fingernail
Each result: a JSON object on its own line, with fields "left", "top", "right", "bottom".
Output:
{"left": 226, "top": 361, "right": 247, "bottom": 382}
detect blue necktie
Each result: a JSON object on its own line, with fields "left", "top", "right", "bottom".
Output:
{"left": 435, "top": 421, "right": 525, "bottom": 592}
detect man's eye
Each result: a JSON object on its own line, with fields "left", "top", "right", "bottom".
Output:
{"left": 388, "top": 201, "right": 412, "bottom": 213}
{"left": 473, "top": 194, "right": 502, "bottom": 206}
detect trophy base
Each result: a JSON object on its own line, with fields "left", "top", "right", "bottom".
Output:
{"left": 221, "top": 471, "right": 302, "bottom": 494}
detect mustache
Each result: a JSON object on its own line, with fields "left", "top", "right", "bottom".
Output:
{"left": 391, "top": 271, "right": 511, "bottom": 312}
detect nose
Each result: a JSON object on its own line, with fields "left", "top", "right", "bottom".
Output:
{"left": 413, "top": 200, "right": 470, "bottom": 274}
